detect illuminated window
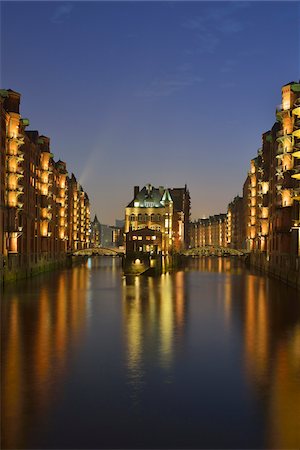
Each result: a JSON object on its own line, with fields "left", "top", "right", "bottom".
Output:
{"left": 138, "top": 236, "right": 142, "bottom": 240}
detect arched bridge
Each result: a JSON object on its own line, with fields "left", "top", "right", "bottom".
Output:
{"left": 72, "top": 247, "right": 125, "bottom": 256}
{"left": 182, "top": 246, "right": 246, "bottom": 257}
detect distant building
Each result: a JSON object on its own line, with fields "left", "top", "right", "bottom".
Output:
{"left": 90, "top": 215, "right": 101, "bottom": 247}
{"left": 169, "top": 186, "right": 191, "bottom": 249}
{"left": 100, "top": 224, "right": 113, "bottom": 248}
{"left": 115, "top": 219, "right": 125, "bottom": 229}
{"left": 67, "top": 174, "right": 90, "bottom": 252}
{"left": 190, "top": 214, "right": 227, "bottom": 248}
{"left": 227, "top": 196, "right": 244, "bottom": 249}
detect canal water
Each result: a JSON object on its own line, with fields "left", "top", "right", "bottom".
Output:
{"left": 1, "top": 257, "right": 300, "bottom": 449}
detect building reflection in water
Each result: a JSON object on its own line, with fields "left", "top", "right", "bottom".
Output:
{"left": 1, "top": 263, "right": 90, "bottom": 450}
{"left": 240, "top": 273, "right": 300, "bottom": 448}
{"left": 1, "top": 256, "right": 300, "bottom": 449}
{"left": 122, "top": 270, "right": 188, "bottom": 389}
{"left": 189, "top": 255, "right": 243, "bottom": 274}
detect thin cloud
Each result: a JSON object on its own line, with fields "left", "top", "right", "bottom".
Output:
{"left": 51, "top": 3, "right": 73, "bottom": 25}
{"left": 137, "top": 67, "right": 203, "bottom": 98}
{"left": 182, "top": 2, "right": 250, "bottom": 54}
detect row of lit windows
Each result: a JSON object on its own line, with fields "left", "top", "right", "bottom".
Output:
{"left": 132, "top": 235, "right": 157, "bottom": 241}
{"left": 130, "top": 213, "right": 161, "bottom": 222}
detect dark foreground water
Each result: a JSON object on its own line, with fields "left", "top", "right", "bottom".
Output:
{"left": 1, "top": 257, "right": 300, "bottom": 449}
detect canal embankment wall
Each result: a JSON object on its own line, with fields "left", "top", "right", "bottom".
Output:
{"left": 249, "top": 252, "right": 300, "bottom": 290}
{"left": 0, "top": 254, "right": 86, "bottom": 284}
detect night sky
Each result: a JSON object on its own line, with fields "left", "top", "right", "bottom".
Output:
{"left": 1, "top": 1, "right": 299, "bottom": 224}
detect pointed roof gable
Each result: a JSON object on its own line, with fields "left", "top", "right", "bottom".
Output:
{"left": 127, "top": 184, "right": 171, "bottom": 208}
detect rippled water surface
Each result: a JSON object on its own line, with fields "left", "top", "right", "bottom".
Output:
{"left": 1, "top": 257, "right": 300, "bottom": 449}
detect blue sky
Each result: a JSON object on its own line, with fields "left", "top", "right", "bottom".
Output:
{"left": 1, "top": 1, "right": 299, "bottom": 223}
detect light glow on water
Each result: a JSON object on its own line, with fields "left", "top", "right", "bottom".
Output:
{"left": 1, "top": 257, "right": 300, "bottom": 449}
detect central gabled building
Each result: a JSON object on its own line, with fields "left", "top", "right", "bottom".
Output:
{"left": 125, "top": 183, "right": 190, "bottom": 255}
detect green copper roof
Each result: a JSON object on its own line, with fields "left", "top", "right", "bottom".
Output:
{"left": 127, "top": 184, "right": 173, "bottom": 208}
{"left": 0, "top": 89, "right": 9, "bottom": 98}
{"left": 20, "top": 118, "right": 30, "bottom": 126}
{"left": 291, "top": 84, "right": 300, "bottom": 92}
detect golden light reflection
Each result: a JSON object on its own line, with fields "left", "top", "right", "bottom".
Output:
{"left": 224, "top": 275, "right": 232, "bottom": 327}
{"left": 242, "top": 274, "right": 300, "bottom": 447}
{"left": 244, "top": 276, "right": 268, "bottom": 381}
{"left": 159, "top": 273, "right": 173, "bottom": 367}
{"left": 2, "top": 300, "right": 23, "bottom": 449}
{"left": 267, "top": 336, "right": 300, "bottom": 448}
{"left": 2, "top": 267, "right": 89, "bottom": 449}
{"left": 122, "top": 271, "right": 188, "bottom": 380}
{"left": 125, "top": 277, "right": 143, "bottom": 374}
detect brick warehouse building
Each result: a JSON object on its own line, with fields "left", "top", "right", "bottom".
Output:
{"left": 0, "top": 89, "right": 90, "bottom": 280}
{"left": 125, "top": 184, "right": 190, "bottom": 255}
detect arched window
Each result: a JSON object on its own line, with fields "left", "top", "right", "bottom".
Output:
{"left": 138, "top": 213, "right": 142, "bottom": 221}
{"left": 151, "top": 213, "right": 155, "bottom": 222}
{"left": 157, "top": 214, "right": 161, "bottom": 222}
{"left": 144, "top": 213, "right": 148, "bottom": 222}
{"left": 130, "top": 214, "right": 135, "bottom": 222}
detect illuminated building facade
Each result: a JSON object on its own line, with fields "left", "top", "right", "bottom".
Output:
{"left": 190, "top": 214, "right": 227, "bottom": 249}
{"left": 191, "top": 80, "right": 300, "bottom": 274}
{"left": 227, "top": 196, "right": 244, "bottom": 249}
{"left": 0, "top": 89, "right": 90, "bottom": 281}
{"left": 270, "top": 82, "right": 300, "bottom": 260}
{"left": 67, "top": 174, "right": 90, "bottom": 252}
{"left": 245, "top": 81, "right": 300, "bottom": 263}
{"left": 125, "top": 184, "right": 174, "bottom": 255}
{"left": 125, "top": 184, "right": 190, "bottom": 254}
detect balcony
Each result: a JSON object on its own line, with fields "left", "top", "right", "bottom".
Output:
{"left": 7, "top": 134, "right": 25, "bottom": 146}
{"left": 292, "top": 187, "right": 300, "bottom": 201}
{"left": 276, "top": 105, "right": 290, "bottom": 119}
{"left": 292, "top": 165, "right": 300, "bottom": 180}
{"left": 292, "top": 128, "right": 300, "bottom": 139}
{"left": 276, "top": 131, "right": 293, "bottom": 143}
{"left": 292, "top": 149, "right": 300, "bottom": 159}
{"left": 293, "top": 106, "right": 300, "bottom": 118}
{"left": 276, "top": 145, "right": 284, "bottom": 158}
{"left": 8, "top": 187, "right": 24, "bottom": 195}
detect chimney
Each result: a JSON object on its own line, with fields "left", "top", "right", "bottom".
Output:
{"left": 134, "top": 186, "right": 139, "bottom": 198}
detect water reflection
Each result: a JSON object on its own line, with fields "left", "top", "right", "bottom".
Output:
{"left": 240, "top": 275, "right": 300, "bottom": 448}
{"left": 122, "top": 271, "right": 188, "bottom": 378}
{"left": 1, "top": 264, "right": 90, "bottom": 449}
{"left": 1, "top": 257, "right": 300, "bottom": 449}
{"left": 188, "top": 255, "right": 245, "bottom": 274}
